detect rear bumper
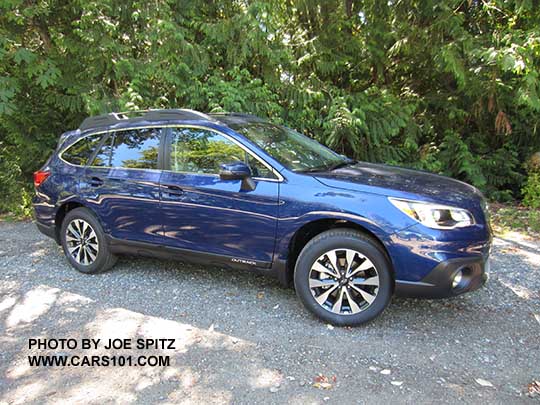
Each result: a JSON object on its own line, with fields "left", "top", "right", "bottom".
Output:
{"left": 35, "top": 221, "right": 58, "bottom": 243}
{"left": 395, "top": 256, "right": 488, "bottom": 298}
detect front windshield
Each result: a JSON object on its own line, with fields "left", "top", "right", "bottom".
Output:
{"left": 231, "top": 122, "right": 348, "bottom": 172}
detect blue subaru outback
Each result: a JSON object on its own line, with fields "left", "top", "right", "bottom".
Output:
{"left": 33, "top": 109, "right": 491, "bottom": 325}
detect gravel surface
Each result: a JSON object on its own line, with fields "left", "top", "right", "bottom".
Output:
{"left": 0, "top": 220, "right": 539, "bottom": 404}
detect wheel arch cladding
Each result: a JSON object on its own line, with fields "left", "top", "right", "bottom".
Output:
{"left": 282, "top": 218, "right": 394, "bottom": 287}
{"left": 54, "top": 201, "right": 86, "bottom": 242}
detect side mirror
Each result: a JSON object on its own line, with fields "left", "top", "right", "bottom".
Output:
{"left": 219, "top": 162, "right": 251, "bottom": 180}
{"left": 219, "top": 162, "right": 256, "bottom": 191}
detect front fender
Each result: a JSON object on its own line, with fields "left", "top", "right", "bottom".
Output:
{"left": 274, "top": 210, "right": 395, "bottom": 263}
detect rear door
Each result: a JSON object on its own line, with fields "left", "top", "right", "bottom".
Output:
{"left": 79, "top": 127, "right": 164, "bottom": 243}
{"left": 159, "top": 126, "right": 280, "bottom": 265}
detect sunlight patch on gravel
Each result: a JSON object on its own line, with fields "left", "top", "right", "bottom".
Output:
{"left": 498, "top": 280, "right": 536, "bottom": 300}
{"left": 494, "top": 231, "right": 540, "bottom": 250}
{"left": 6, "top": 286, "right": 59, "bottom": 329}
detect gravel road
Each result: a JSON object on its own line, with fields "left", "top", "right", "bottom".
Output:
{"left": 0, "top": 220, "right": 539, "bottom": 404}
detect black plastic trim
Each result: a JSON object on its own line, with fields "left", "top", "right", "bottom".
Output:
{"left": 270, "top": 257, "right": 290, "bottom": 286}
{"left": 395, "top": 256, "right": 488, "bottom": 299}
{"left": 163, "top": 127, "right": 173, "bottom": 171}
{"left": 86, "top": 132, "right": 111, "bottom": 167}
{"left": 106, "top": 236, "right": 273, "bottom": 272}
{"left": 36, "top": 221, "right": 58, "bottom": 243}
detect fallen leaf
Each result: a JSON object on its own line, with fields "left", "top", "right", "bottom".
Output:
{"left": 475, "top": 378, "right": 494, "bottom": 388}
{"left": 313, "top": 382, "right": 333, "bottom": 390}
{"left": 527, "top": 380, "right": 540, "bottom": 397}
{"left": 257, "top": 291, "right": 265, "bottom": 299}
{"left": 313, "top": 374, "right": 334, "bottom": 390}
{"left": 534, "top": 313, "right": 540, "bottom": 326}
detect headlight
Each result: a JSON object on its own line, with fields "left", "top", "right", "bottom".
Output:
{"left": 389, "top": 198, "right": 474, "bottom": 229}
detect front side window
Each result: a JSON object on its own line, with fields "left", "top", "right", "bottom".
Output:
{"left": 230, "top": 122, "right": 347, "bottom": 172}
{"left": 170, "top": 127, "right": 275, "bottom": 178}
{"left": 61, "top": 134, "right": 103, "bottom": 166}
{"left": 92, "top": 128, "right": 161, "bottom": 169}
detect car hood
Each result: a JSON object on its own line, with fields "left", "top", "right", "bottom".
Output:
{"left": 313, "top": 161, "right": 484, "bottom": 208}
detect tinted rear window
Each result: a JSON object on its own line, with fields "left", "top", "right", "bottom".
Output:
{"left": 91, "top": 128, "right": 161, "bottom": 169}
{"left": 61, "top": 134, "right": 103, "bottom": 166}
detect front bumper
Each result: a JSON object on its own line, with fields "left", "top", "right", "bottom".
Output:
{"left": 395, "top": 256, "right": 489, "bottom": 298}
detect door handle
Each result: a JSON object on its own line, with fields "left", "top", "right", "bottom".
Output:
{"left": 89, "top": 176, "right": 104, "bottom": 187}
{"left": 162, "top": 184, "right": 184, "bottom": 197}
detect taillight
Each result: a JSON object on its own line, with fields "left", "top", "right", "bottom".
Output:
{"left": 33, "top": 170, "right": 51, "bottom": 188}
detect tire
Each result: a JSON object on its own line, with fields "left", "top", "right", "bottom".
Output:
{"left": 60, "top": 207, "right": 117, "bottom": 274}
{"left": 294, "top": 229, "right": 392, "bottom": 326}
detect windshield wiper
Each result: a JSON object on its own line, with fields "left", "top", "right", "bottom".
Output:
{"left": 295, "top": 166, "right": 328, "bottom": 173}
{"left": 325, "top": 159, "right": 356, "bottom": 171}
{"left": 295, "top": 159, "right": 356, "bottom": 173}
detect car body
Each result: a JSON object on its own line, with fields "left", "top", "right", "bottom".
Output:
{"left": 33, "top": 109, "right": 491, "bottom": 325}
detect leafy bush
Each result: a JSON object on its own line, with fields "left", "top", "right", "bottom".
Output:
{"left": 522, "top": 174, "right": 540, "bottom": 209}
{"left": 522, "top": 152, "right": 540, "bottom": 209}
{"left": 491, "top": 204, "right": 540, "bottom": 236}
{"left": 0, "top": 144, "right": 33, "bottom": 217}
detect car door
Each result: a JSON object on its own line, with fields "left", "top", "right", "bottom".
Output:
{"left": 79, "top": 127, "right": 164, "bottom": 244}
{"left": 159, "top": 126, "right": 280, "bottom": 265}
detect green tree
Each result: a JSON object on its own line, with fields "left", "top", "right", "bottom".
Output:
{"left": 1, "top": 0, "right": 539, "bottom": 213}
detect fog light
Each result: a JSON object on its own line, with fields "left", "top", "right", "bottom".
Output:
{"left": 452, "top": 270, "right": 463, "bottom": 289}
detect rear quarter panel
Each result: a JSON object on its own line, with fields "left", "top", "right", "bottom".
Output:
{"left": 33, "top": 156, "right": 83, "bottom": 228}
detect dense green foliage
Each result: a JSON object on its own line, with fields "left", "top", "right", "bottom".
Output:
{"left": 523, "top": 173, "right": 540, "bottom": 207}
{"left": 523, "top": 152, "right": 540, "bottom": 208}
{"left": 1, "top": 0, "right": 540, "bottom": 213}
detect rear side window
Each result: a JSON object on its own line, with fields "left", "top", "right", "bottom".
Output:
{"left": 91, "top": 128, "right": 161, "bottom": 169}
{"left": 61, "top": 134, "right": 103, "bottom": 166}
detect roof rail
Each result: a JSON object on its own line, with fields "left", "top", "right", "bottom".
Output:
{"left": 142, "top": 109, "right": 211, "bottom": 121}
{"left": 209, "top": 112, "right": 266, "bottom": 123}
{"left": 79, "top": 109, "right": 213, "bottom": 131}
{"left": 79, "top": 112, "right": 129, "bottom": 131}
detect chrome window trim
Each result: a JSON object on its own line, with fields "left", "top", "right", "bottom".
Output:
{"left": 58, "top": 124, "right": 284, "bottom": 182}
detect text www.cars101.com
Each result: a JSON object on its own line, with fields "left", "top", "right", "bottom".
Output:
{"left": 28, "top": 355, "right": 170, "bottom": 367}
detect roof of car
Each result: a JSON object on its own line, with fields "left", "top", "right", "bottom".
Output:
{"left": 79, "top": 109, "right": 267, "bottom": 132}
